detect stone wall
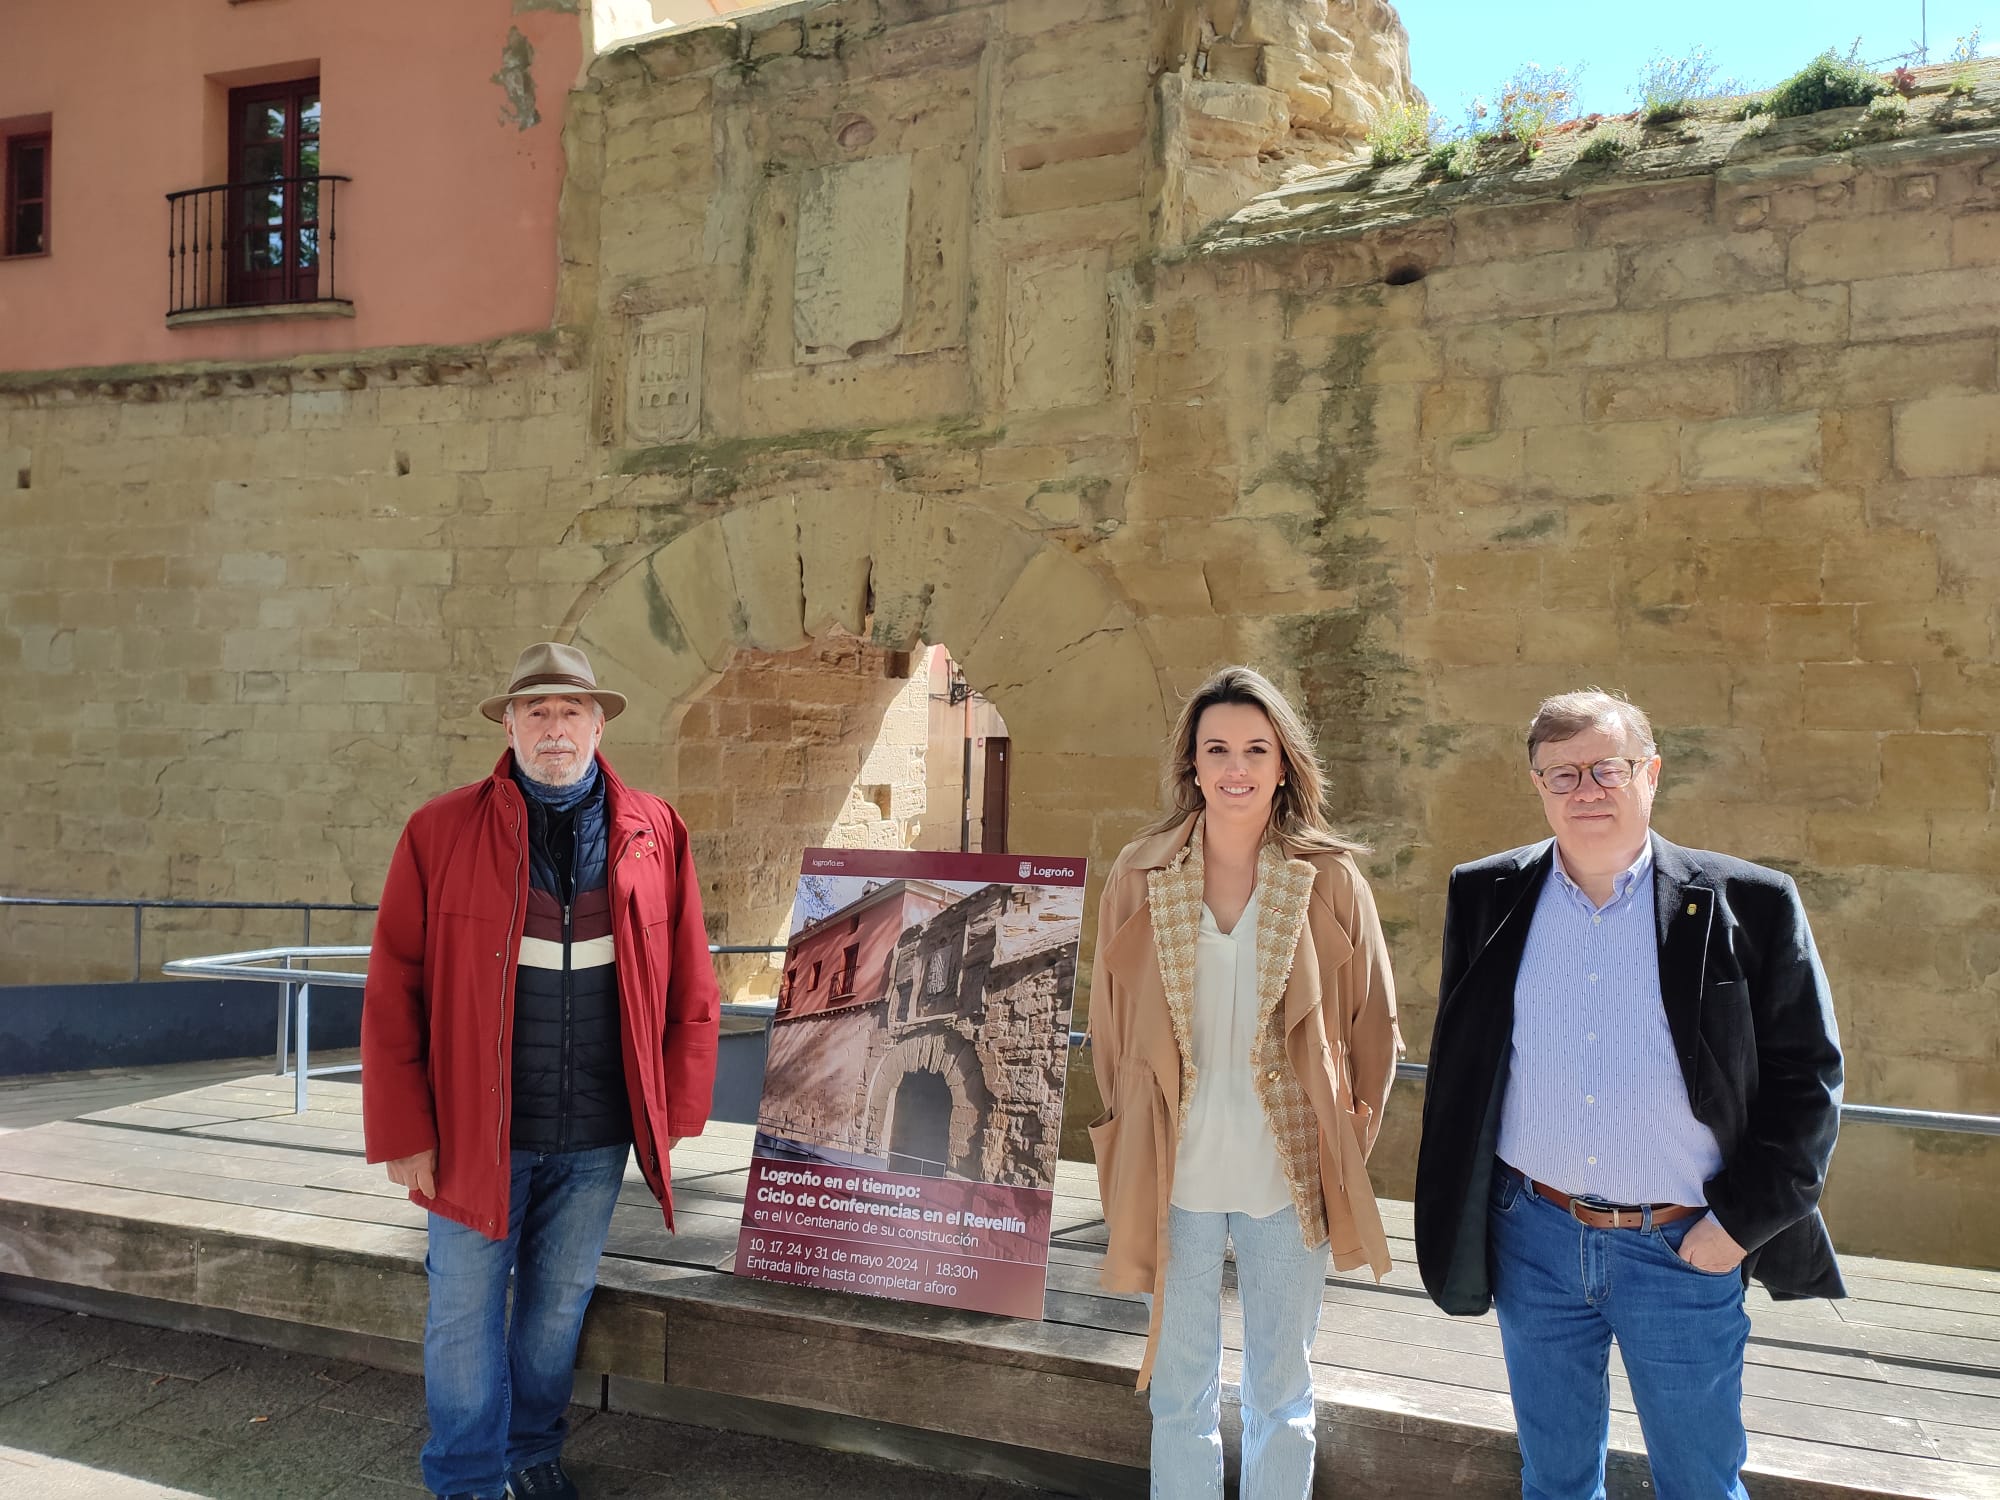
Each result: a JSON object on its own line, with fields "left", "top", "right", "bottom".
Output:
{"left": 758, "top": 997, "right": 889, "bottom": 1152}
{"left": 668, "top": 634, "right": 931, "bottom": 999}
{"left": 2, "top": 0, "right": 1994, "bottom": 1260}
{"left": 1140, "top": 97, "right": 2000, "bottom": 1260}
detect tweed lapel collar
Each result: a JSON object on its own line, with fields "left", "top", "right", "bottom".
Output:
{"left": 1255, "top": 840, "right": 1317, "bottom": 1038}
{"left": 1146, "top": 817, "right": 1206, "bottom": 1139}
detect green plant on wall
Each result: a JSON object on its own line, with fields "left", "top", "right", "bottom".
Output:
{"left": 1464, "top": 62, "right": 1582, "bottom": 153}
{"left": 1368, "top": 99, "right": 1439, "bottom": 166}
{"left": 1632, "top": 45, "right": 1742, "bottom": 123}
{"left": 1749, "top": 47, "right": 1889, "bottom": 118}
{"left": 1424, "top": 137, "right": 1478, "bottom": 181}
{"left": 1576, "top": 129, "right": 1630, "bottom": 164}
{"left": 1948, "top": 25, "right": 1983, "bottom": 94}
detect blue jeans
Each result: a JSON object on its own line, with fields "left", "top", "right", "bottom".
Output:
{"left": 1489, "top": 1168, "right": 1751, "bottom": 1500}
{"left": 421, "top": 1144, "right": 629, "bottom": 1499}
{"left": 1150, "top": 1204, "right": 1330, "bottom": 1500}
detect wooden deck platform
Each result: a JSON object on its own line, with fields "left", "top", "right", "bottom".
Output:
{"left": 0, "top": 1072, "right": 1994, "bottom": 1499}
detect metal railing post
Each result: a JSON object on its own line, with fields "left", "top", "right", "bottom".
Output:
{"left": 132, "top": 905, "right": 143, "bottom": 983}
{"left": 276, "top": 981, "right": 293, "bottom": 1076}
{"left": 295, "top": 982, "right": 311, "bottom": 1115}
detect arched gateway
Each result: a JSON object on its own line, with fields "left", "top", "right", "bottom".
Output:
{"left": 562, "top": 492, "right": 1167, "bottom": 770}
{"left": 557, "top": 494, "right": 1168, "bottom": 1036}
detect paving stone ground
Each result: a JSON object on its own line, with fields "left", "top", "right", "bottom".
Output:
{"left": 0, "top": 1301, "right": 1068, "bottom": 1500}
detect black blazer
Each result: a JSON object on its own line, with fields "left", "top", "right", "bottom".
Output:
{"left": 1414, "top": 833, "right": 1845, "bottom": 1315}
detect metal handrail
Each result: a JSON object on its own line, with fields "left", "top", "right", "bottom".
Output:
{"left": 161, "top": 941, "right": 794, "bottom": 1112}
{"left": 162, "top": 946, "right": 369, "bottom": 1114}
{"left": 132, "top": 942, "right": 2000, "bottom": 1139}
{"left": 2, "top": 894, "right": 377, "bottom": 982}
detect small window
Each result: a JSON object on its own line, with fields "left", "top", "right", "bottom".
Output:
{"left": 5, "top": 132, "right": 50, "bottom": 257}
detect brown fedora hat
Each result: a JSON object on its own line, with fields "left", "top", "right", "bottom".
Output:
{"left": 478, "top": 642, "right": 628, "bottom": 723}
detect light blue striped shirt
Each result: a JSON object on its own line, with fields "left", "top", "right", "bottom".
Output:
{"left": 1497, "top": 842, "right": 1723, "bottom": 1207}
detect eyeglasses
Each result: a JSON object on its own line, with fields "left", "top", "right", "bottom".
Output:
{"left": 1530, "top": 757, "right": 1649, "bottom": 795}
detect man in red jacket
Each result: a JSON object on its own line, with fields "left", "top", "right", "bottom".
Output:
{"left": 362, "top": 642, "right": 719, "bottom": 1500}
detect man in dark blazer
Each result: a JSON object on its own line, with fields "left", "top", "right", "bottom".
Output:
{"left": 1414, "top": 690, "right": 1843, "bottom": 1500}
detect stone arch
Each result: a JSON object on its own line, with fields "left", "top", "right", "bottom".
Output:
{"left": 566, "top": 493, "right": 1168, "bottom": 775}
{"left": 563, "top": 494, "right": 1171, "bottom": 940}
{"left": 862, "top": 1029, "right": 991, "bottom": 1179}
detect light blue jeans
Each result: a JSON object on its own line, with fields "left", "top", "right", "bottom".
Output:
{"left": 1150, "top": 1204, "right": 1331, "bottom": 1500}
{"left": 421, "top": 1143, "right": 629, "bottom": 1499}
{"left": 1489, "top": 1167, "right": 1752, "bottom": 1500}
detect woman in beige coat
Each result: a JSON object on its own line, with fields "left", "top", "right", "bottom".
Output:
{"left": 1087, "top": 665, "right": 1400, "bottom": 1500}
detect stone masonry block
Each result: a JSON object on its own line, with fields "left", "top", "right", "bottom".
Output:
{"left": 1701, "top": 542, "right": 1823, "bottom": 604}
{"left": 1497, "top": 374, "right": 1581, "bottom": 430}
{"left": 1523, "top": 422, "right": 1678, "bottom": 498}
{"left": 1878, "top": 734, "right": 1993, "bottom": 811}
{"left": 1681, "top": 414, "right": 1821, "bottom": 488}
{"left": 981, "top": 624, "right": 1164, "bottom": 761}
{"left": 1802, "top": 663, "right": 1918, "bottom": 730}
{"left": 1822, "top": 532, "right": 1939, "bottom": 605}
{"left": 1440, "top": 432, "right": 1522, "bottom": 485}
{"left": 1852, "top": 267, "right": 2000, "bottom": 341}
{"left": 217, "top": 553, "right": 288, "bottom": 589}
{"left": 1620, "top": 231, "right": 1786, "bottom": 307}
{"left": 1426, "top": 250, "right": 1617, "bottom": 324}
{"left": 720, "top": 497, "right": 808, "bottom": 654}
{"left": 1778, "top": 336, "right": 1995, "bottom": 412}
{"left": 1807, "top": 811, "right": 1931, "bottom": 867}
{"left": 1666, "top": 287, "right": 1847, "bottom": 358}
{"left": 1551, "top": 310, "right": 1667, "bottom": 368}
{"left": 1858, "top": 604, "right": 1995, "bottom": 663}
{"left": 796, "top": 488, "right": 878, "bottom": 640}
{"left": 1585, "top": 362, "right": 1738, "bottom": 423}
{"left": 1789, "top": 215, "right": 1952, "bottom": 285}
{"left": 1892, "top": 394, "right": 2000, "bottom": 478}
{"left": 1005, "top": 254, "right": 1111, "bottom": 412}
{"left": 956, "top": 547, "right": 1119, "bottom": 704}
{"left": 1441, "top": 318, "right": 1554, "bottom": 377}
{"left": 907, "top": 505, "right": 1039, "bottom": 657}
{"left": 651, "top": 522, "right": 739, "bottom": 671}
{"left": 1919, "top": 662, "right": 2000, "bottom": 733}
{"left": 1767, "top": 605, "right": 1856, "bottom": 662}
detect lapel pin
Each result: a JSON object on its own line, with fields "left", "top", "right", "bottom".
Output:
{"left": 1686, "top": 902, "right": 1698, "bottom": 915}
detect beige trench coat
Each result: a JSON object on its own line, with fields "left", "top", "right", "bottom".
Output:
{"left": 1086, "top": 815, "right": 1401, "bottom": 1387}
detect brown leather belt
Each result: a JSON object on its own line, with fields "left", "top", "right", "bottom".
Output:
{"left": 1504, "top": 1164, "right": 1705, "bottom": 1230}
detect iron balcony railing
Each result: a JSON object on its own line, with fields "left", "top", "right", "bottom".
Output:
{"left": 165, "top": 173, "right": 350, "bottom": 317}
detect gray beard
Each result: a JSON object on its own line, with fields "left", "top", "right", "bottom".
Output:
{"left": 515, "top": 750, "right": 591, "bottom": 788}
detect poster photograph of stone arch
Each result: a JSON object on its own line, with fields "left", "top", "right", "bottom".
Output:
{"left": 735, "top": 845, "right": 1086, "bottom": 1319}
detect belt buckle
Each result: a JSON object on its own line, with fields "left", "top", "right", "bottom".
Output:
{"left": 1570, "top": 1193, "right": 1623, "bottom": 1228}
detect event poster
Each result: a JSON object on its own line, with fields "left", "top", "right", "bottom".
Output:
{"left": 733, "top": 846, "right": 1086, "bottom": 1319}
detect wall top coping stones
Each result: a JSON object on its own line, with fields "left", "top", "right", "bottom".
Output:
{"left": 1178, "top": 68, "right": 2000, "bottom": 269}
{"left": 588, "top": 0, "right": 1002, "bottom": 89}
{"left": 0, "top": 329, "right": 586, "bottom": 405}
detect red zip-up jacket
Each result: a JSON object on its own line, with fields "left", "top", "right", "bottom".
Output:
{"left": 361, "top": 751, "right": 720, "bottom": 1239}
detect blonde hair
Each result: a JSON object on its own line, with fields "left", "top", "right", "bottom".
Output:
{"left": 1144, "top": 665, "right": 1369, "bottom": 855}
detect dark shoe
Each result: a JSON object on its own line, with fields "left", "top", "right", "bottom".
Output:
{"left": 507, "top": 1460, "right": 579, "bottom": 1500}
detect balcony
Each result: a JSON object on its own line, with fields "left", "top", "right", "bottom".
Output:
{"left": 164, "top": 173, "right": 351, "bottom": 326}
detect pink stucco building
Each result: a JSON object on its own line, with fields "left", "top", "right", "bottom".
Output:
{"left": 0, "top": 0, "right": 584, "bottom": 372}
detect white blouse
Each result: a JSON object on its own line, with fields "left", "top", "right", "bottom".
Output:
{"left": 1170, "top": 888, "right": 1294, "bottom": 1217}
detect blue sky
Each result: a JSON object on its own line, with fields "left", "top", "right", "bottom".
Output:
{"left": 1398, "top": 1, "right": 1996, "bottom": 122}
